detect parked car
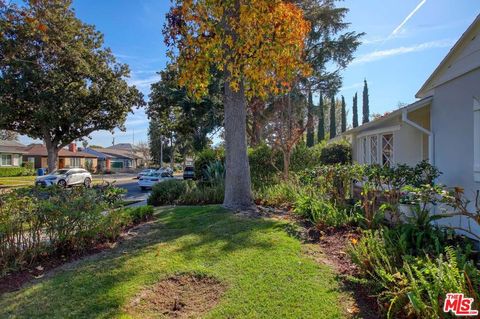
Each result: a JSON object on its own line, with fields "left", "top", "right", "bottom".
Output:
{"left": 138, "top": 171, "right": 173, "bottom": 190}
{"left": 158, "top": 166, "right": 174, "bottom": 177}
{"left": 183, "top": 166, "right": 195, "bottom": 180}
{"left": 35, "top": 168, "right": 92, "bottom": 188}
{"left": 137, "top": 169, "right": 156, "bottom": 179}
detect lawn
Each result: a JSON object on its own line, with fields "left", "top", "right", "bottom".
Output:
{"left": 0, "top": 176, "right": 35, "bottom": 187}
{"left": 0, "top": 206, "right": 347, "bottom": 319}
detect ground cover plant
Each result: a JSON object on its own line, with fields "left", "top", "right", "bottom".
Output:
{"left": 0, "top": 206, "right": 348, "bottom": 319}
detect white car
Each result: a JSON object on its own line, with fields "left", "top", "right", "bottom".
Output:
{"left": 137, "top": 169, "right": 156, "bottom": 179}
{"left": 138, "top": 171, "right": 173, "bottom": 190}
{"left": 35, "top": 168, "right": 92, "bottom": 188}
{"left": 157, "top": 167, "right": 174, "bottom": 177}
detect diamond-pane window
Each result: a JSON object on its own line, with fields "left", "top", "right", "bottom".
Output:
{"left": 382, "top": 134, "right": 394, "bottom": 167}
{"left": 370, "top": 135, "right": 378, "bottom": 164}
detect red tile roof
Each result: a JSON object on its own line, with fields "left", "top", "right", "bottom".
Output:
{"left": 25, "top": 144, "right": 97, "bottom": 158}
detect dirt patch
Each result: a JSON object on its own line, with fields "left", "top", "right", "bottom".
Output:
{"left": 125, "top": 274, "right": 226, "bottom": 318}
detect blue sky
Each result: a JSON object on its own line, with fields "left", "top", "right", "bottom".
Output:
{"left": 19, "top": 0, "right": 479, "bottom": 147}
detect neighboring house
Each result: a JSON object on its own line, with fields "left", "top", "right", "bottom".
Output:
{"left": 107, "top": 143, "right": 149, "bottom": 168}
{"left": 23, "top": 143, "right": 98, "bottom": 171}
{"left": 0, "top": 140, "right": 27, "bottom": 167}
{"left": 83, "top": 147, "right": 140, "bottom": 172}
{"left": 342, "top": 15, "right": 480, "bottom": 236}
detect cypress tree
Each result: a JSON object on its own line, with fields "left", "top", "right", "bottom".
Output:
{"left": 317, "top": 93, "right": 325, "bottom": 142}
{"left": 306, "top": 90, "right": 315, "bottom": 147}
{"left": 352, "top": 92, "right": 358, "bottom": 128}
{"left": 330, "top": 95, "right": 336, "bottom": 138}
{"left": 362, "top": 79, "right": 369, "bottom": 124}
{"left": 341, "top": 95, "right": 346, "bottom": 133}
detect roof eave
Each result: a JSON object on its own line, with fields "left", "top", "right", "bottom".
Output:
{"left": 341, "top": 96, "right": 433, "bottom": 137}
{"left": 416, "top": 14, "right": 480, "bottom": 98}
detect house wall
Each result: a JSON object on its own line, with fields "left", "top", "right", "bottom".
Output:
{"left": 431, "top": 67, "right": 480, "bottom": 235}
{"left": 351, "top": 116, "right": 425, "bottom": 166}
{"left": 0, "top": 153, "right": 23, "bottom": 167}
{"left": 395, "top": 123, "right": 423, "bottom": 166}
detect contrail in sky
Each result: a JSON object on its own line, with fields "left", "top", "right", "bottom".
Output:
{"left": 391, "top": 0, "right": 428, "bottom": 36}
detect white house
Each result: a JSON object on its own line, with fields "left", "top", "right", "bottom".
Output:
{"left": 343, "top": 14, "right": 480, "bottom": 236}
{"left": 0, "top": 140, "right": 27, "bottom": 167}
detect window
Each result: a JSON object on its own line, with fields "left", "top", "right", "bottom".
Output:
{"left": 357, "top": 131, "right": 395, "bottom": 166}
{"left": 70, "top": 158, "right": 81, "bottom": 168}
{"left": 362, "top": 137, "right": 367, "bottom": 164}
{"left": 1, "top": 154, "right": 12, "bottom": 166}
{"left": 381, "top": 134, "right": 394, "bottom": 167}
{"left": 28, "top": 157, "right": 35, "bottom": 163}
{"left": 370, "top": 135, "right": 378, "bottom": 164}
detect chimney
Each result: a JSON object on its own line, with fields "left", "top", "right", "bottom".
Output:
{"left": 69, "top": 143, "right": 77, "bottom": 153}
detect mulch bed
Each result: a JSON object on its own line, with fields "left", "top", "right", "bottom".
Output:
{"left": 125, "top": 274, "right": 226, "bottom": 318}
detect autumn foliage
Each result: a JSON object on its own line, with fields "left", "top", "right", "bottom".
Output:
{"left": 164, "top": 0, "right": 311, "bottom": 99}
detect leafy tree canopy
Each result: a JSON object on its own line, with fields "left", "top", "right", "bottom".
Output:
{"left": 0, "top": 0, "right": 144, "bottom": 170}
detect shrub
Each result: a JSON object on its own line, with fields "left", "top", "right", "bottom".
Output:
{"left": 0, "top": 166, "right": 35, "bottom": 177}
{"left": 349, "top": 229, "right": 480, "bottom": 318}
{"left": 124, "top": 205, "right": 154, "bottom": 223}
{"left": 194, "top": 148, "right": 224, "bottom": 181}
{"left": 320, "top": 142, "right": 351, "bottom": 165}
{"left": 203, "top": 160, "right": 225, "bottom": 187}
{"left": 257, "top": 178, "right": 301, "bottom": 207}
{"left": 290, "top": 142, "right": 323, "bottom": 172}
{"left": 178, "top": 182, "right": 224, "bottom": 205}
{"left": 0, "top": 185, "right": 134, "bottom": 275}
{"left": 293, "top": 193, "right": 360, "bottom": 228}
{"left": 248, "top": 144, "right": 281, "bottom": 187}
{"left": 22, "top": 161, "right": 34, "bottom": 170}
{"left": 147, "top": 179, "right": 187, "bottom": 206}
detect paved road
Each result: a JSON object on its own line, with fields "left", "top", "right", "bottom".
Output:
{"left": 115, "top": 179, "right": 151, "bottom": 202}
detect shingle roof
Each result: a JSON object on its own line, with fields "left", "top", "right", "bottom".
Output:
{"left": 0, "top": 140, "right": 27, "bottom": 154}
{"left": 91, "top": 147, "right": 139, "bottom": 159}
{"left": 25, "top": 144, "right": 97, "bottom": 158}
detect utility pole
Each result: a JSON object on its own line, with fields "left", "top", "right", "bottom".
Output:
{"left": 160, "top": 134, "right": 163, "bottom": 168}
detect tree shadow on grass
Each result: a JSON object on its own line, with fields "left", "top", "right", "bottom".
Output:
{"left": 0, "top": 205, "right": 282, "bottom": 318}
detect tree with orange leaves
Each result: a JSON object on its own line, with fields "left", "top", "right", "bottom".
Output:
{"left": 164, "top": 0, "right": 311, "bottom": 210}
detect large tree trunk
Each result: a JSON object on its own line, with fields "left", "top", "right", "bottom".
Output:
{"left": 223, "top": 79, "right": 254, "bottom": 211}
{"left": 45, "top": 140, "right": 59, "bottom": 173}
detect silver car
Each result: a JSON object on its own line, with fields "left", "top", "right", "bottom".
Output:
{"left": 35, "top": 168, "right": 92, "bottom": 188}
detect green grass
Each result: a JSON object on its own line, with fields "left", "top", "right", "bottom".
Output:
{"left": 0, "top": 206, "right": 346, "bottom": 318}
{"left": 0, "top": 176, "right": 35, "bottom": 187}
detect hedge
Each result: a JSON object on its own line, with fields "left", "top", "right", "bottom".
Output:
{"left": 0, "top": 166, "right": 35, "bottom": 177}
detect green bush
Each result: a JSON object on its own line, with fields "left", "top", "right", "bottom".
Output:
{"left": 320, "top": 142, "right": 352, "bottom": 165}
{"left": 178, "top": 181, "right": 224, "bottom": 205}
{"left": 248, "top": 144, "right": 281, "bottom": 188}
{"left": 0, "top": 185, "right": 140, "bottom": 275}
{"left": 22, "top": 161, "right": 34, "bottom": 170}
{"left": 194, "top": 148, "right": 224, "bottom": 181}
{"left": 124, "top": 205, "right": 154, "bottom": 223}
{"left": 348, "top": 229, "right": 480, "bottom": 318}
{"left": 256, "top": 179, "right": 301, "bottom": 207}
{"left": 293, "top": 193, "right": 360, "bottom": 228}
{"left": 0, "top": 166, "right": 35, "bottom": 177}
{"left": 290, "top": 142, "right": 323, "bottom": 172}
{"left": 147, "top": 179, "right": 187, "bottom": 206}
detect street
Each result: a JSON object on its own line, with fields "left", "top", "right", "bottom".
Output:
{"left": 115, "top": 179, "right": 151, "bottom": 202}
